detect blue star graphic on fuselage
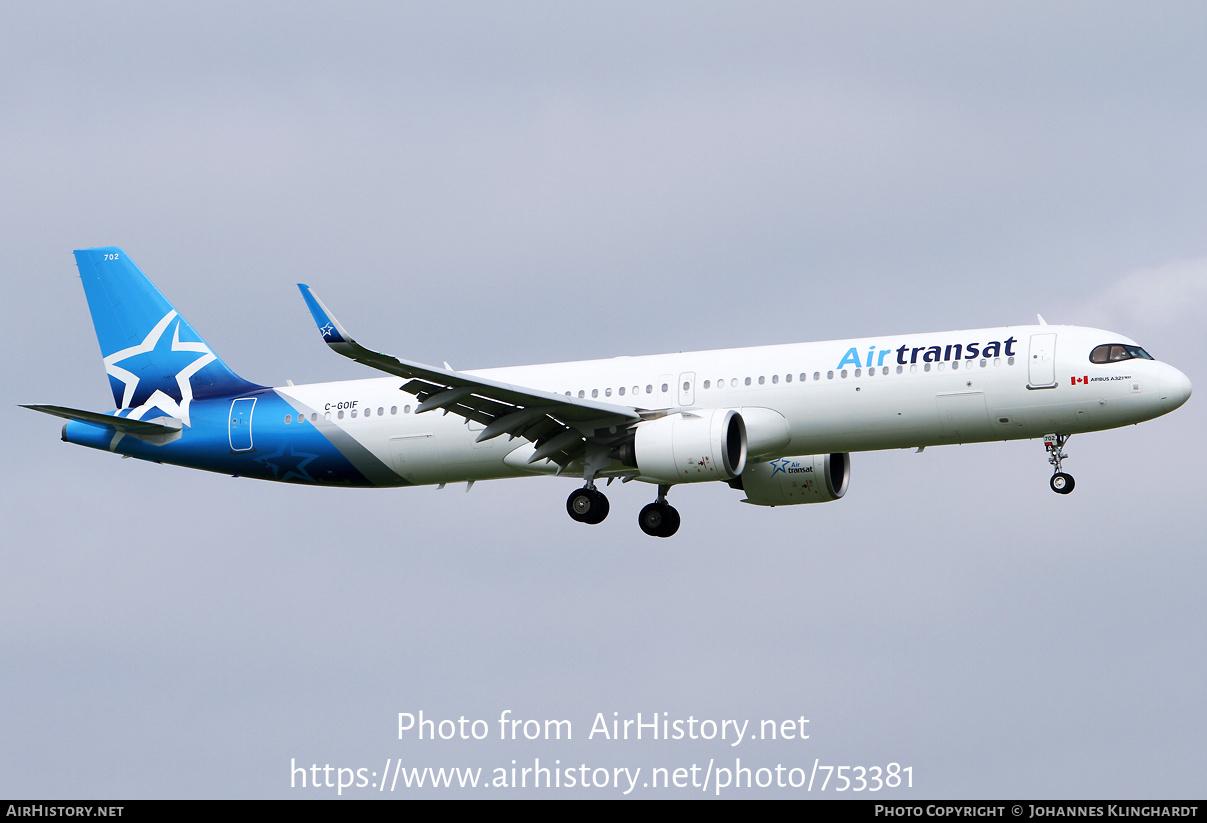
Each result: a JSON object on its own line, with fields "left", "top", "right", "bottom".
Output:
{"left": 769, "top": 458, "right": 789, "bottom": 477}
{"left": 255, "top": 444, "right": 319, "bottom": 483}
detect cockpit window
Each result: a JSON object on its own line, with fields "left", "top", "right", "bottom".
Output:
{"left": 1089, "top": 344, "right": 1154, "bottom": 364}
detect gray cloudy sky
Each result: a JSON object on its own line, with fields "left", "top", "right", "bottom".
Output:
{"left": 2, "top": 2, "right": 1204, "bottom": 798}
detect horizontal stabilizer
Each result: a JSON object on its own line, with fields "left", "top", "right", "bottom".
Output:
{"left": 21, "top": 404, "right": 184, "bottom": 435}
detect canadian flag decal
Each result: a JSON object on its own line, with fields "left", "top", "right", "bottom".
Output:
{"left": 1072, "top": 375, "right": 1089, "bottom": 385}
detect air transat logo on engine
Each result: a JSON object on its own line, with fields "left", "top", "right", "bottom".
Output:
{"left": 835, "top": 337, "right": 1019, "bottom": 369}
{"left": 769, "top": 458, "right": 813, "bottom": 476}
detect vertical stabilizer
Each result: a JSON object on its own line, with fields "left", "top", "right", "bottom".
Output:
{"left": 73, "top": 247, "right": 263, "bottom": 422}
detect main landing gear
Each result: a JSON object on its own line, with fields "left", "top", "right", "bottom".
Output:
{"left": 566, "top": 486, "right": 610, "bottom": 524}
{"left": 565, "top": 483, "right": 681, "bottom": 537}
{"left": 1044, "top": 433, "right": 1075, "bottom": 495}
{"left": 567, "top": 443, "right": 613, "bottom": 525}
{"left": 639, "top": 485, "right": 679, "bottom": 538}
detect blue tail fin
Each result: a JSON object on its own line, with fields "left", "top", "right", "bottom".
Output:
{"left": 74, "top": 247, "right": 263, "bottom": 420}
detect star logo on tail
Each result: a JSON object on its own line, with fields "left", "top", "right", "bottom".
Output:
{"left": 103, "top": 310, "right": 215, "bottom": 426}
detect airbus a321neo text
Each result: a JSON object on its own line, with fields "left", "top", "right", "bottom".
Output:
{"left": 25, "top": 248, "right": 1192, "bottom": 537}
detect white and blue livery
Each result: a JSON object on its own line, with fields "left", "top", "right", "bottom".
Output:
{"left": 25, "top": 248, "right": 1193, "bottom": 537}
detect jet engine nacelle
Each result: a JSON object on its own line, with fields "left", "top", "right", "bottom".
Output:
{"left": 629, "top": 409, "right": 747, "bottom": 484}
{"left": 731, "top": 453, "right": 850, "bottom": 506}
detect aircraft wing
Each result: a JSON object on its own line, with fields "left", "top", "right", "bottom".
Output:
{"left": 298, "top": 285, "right": 643, "bottom": 467}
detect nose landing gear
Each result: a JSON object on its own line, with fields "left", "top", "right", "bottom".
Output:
{"left": 1044, "top": 433, "right": 1075, "bottom": 495}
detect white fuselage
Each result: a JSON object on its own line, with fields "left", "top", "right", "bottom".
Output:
{"left": 273, "top": 324, "right": 1190, "bottom": 488}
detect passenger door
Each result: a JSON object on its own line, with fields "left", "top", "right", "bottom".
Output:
{"left": 1027, "top": 333, "right": 1057, "bottom": 389}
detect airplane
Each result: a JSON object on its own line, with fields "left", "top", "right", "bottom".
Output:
{"left": 25, "top": 247, "right": 1192, "bottom": 537}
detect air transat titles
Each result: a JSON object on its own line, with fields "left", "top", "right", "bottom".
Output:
{"left": 836, "top": 337, "right": 1019, "bottom": 369}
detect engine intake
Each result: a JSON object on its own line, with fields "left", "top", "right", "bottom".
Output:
{"left": 626, "top": 409, "right": 746, "bottom": 484}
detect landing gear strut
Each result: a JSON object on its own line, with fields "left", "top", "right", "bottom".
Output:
{"left": 638, "top": 484, "right": 680, "bottom": 538}
{"left": 566, "top": 442, "right": 613, "bottom": 525}
{"left": 1044, "top": 433, "right": 1075, "bottom": 495}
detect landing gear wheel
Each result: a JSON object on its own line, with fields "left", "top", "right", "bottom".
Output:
{"left": 639, "top": 502, "right": 680, "bottom": 537}
{"left": 1050, "top": 472, "right": 1075, "bottom": 495}
{"left": 567, "top": 488, "right": 609, "bottom": 524}
{"left": 662, "top": 505, "right": 680, "bottom": 537}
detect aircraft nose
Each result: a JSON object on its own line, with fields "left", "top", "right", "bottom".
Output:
{"left": 1161, "top": 367, "right": 1192, "bottom": 412}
